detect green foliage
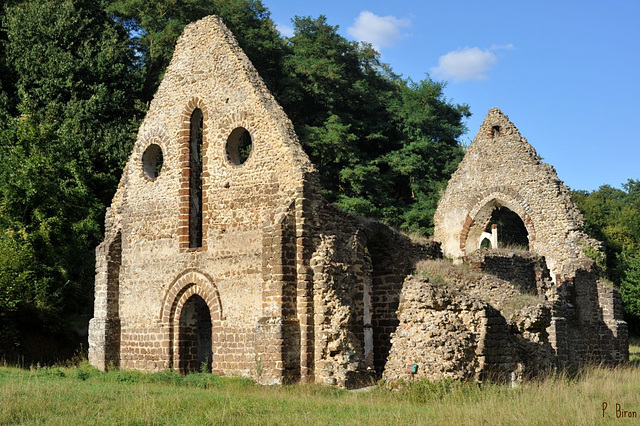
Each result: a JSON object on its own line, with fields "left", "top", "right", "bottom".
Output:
{"left": 573, "top": 180, "right": 640, "bottom": 331}
{"left": 0, "top": 0, "right": 141, "bottom": 359}
{"left": 108, "top": 0, "right": 286, "bottom": 101}
{"left": 620, "top": 252, "right": 640, "bottom": 323}
{"left": 0, "top": 2, "right": 471, "bottom": 362}
{"left": 281, "top": 17, "right": 469, "bottom": 232}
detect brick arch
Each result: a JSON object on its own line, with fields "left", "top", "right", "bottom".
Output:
{"left": 460, "top": 188, "right": 536, "bottom": 255}
{"left": 160, "top": 269, "right": 222, "bottom": 325}
{"left": 136, "top": 128, "right": 171, "bottom": 181}
{"left": 178, "top": 98, "right": 210, "bottom": 250}
{"left": 160, "top": 269, "right": 222, "bottom": 369}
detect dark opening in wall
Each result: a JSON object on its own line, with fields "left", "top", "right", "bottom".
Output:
{"left": 178, "top": 295, "right": 212, "bottom": 373}
{"left": 142, "top": 144, "right": 163, "bottom": 179}
{"left": 486, "top": 207, "right": 529, "bottom": 249}
{"left": 226, "top": 127, "right": 252, "bottom": 165}
{"left": 189, "top": 109, "right": 203, "bottom": 248}
{"left": 491, "top": 125, "right": 501, "bottom": 138}
{"left": 105, "top": 231, "right": 122, "bottom": 368}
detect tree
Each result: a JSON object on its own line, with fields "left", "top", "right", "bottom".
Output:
{"left": 281, "top": 16, "right": 469, "bottom": 232}
{"left": 573, "top": 180, "right": 640, "bottom": 332}
{"left": 0, "top": 0, "right": 141, "bottom": 360}
{"left": 107, "top": 0, "right": 286, "bottom": 102}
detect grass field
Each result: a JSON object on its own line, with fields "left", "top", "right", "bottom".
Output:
{"left": 2, "top": 357, "right": 640, "bottom": 425}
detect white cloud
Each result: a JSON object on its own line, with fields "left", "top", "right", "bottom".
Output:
{"left": 490, "top": 43, "right": 515, "bottom": 51}
{"left": 431, "top": 45, "right": 514, "bottom": 82}
{"left": 347, "top": 11, "right": 411, "bottom": 50}
{"left": 276, "top": 23, "right": 294, "bottom": 38}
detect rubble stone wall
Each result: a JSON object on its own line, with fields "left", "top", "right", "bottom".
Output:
{"left": 383, "top": 275, "right": 553, "bottom": 383}
{"left": 433, "top": 108, "right": 599, "bottom": 279}
{"left": 90, "top": 15, "right": 315, "bottom": 380}
{"left": 309, "top": 202, "right": 441, "bottom": 387}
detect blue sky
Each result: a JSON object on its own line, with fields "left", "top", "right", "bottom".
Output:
{"left": 264, "top": 0, "right": 640, "bottom": 191}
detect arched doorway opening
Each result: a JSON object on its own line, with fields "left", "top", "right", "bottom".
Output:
{"left": 464, "top": 199, "right": 532, "bottom": 254}
{"left": 487, "top": 206, "right": 529, "bottom": 249}
{"left": 178, "top": 295, "right": 212, "bottom": 373}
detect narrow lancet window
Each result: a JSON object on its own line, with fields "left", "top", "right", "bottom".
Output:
{"left": 189, "top": 108, "right": 203, "bottom": 248}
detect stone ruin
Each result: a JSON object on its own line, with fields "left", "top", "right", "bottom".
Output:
{"left": 88, "top": 16, "right": 628, "bottom": 387}
{"left": 431, "top": 108, "right": 628, "bottom": 375}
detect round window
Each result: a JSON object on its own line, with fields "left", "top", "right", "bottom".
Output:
{"left": 226, "top": 127, "right": 252, "bottom": 165}
{"left": 142, "top": 144, "right": 164, "bottom": 179}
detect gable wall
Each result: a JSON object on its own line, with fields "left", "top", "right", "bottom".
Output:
{"left": 434, "top": 108, "right": 597, "bottom": 278}
{"left": 90, "top": 16, "right": 314, "bottom": 374}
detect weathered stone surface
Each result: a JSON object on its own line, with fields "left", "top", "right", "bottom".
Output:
{"left": 89, "top": 17, "right": 627, "bottom": 388}
{"left": 383, "top": 257, "right": 556, "bottom": 384}
{"left": 433, "top": 109, "right": 628, "bottom": 368}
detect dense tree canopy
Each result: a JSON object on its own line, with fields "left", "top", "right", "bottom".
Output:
{"left": 108, "top": 0, "right": 287, "bottom": 102}
{"left": 0, "top": 0, "right": 141, "bottom": 359}
{"left": 279, "top": 16, "right": 469, "bottom": 232}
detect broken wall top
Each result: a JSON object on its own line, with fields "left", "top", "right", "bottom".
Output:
{"left": 434, "top": 108, "right": 599, "bottom": 278}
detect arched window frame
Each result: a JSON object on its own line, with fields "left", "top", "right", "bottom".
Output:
{"left": 178, "top": 99, "right": 209, "bottom": 251}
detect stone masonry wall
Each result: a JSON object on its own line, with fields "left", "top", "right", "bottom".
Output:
{"left": 90, "top": 15, "right": 315, "bottom": 381}
{"left": 309, "top": 201, "right": 441, "bottom": 387}
{"left": 384, "top": 276, "right": 523, "bottom": 383}
{"left": 466, "top": 250, "right": 555, "bottom": 299}
{"left": 384, "top": 258, "right": 556, "bottom": 384}
{"left": 433, "top": 108, "right": 627, "bottom": 368}
{"left": 433, "top": 108, "right": 599, "bottom": 278}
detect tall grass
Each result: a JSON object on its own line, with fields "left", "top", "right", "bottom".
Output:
{"left": 1, "top": 361, "right": 639, "bottom": 425}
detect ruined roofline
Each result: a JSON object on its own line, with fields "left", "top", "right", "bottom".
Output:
{"left": 129, "top": 15, "right": 316, "bottom": 182}
{"left": 466, "top": 107, "right": 540, "bottom": 164}
{"left": 434, "top": 107, "right": 600, "bottom": 277}
{"left": 105, "top": 15, "right": 322, "bottom": 222}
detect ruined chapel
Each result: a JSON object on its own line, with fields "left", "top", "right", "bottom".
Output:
{"left": 88, "top": 16, "right": 628, "bottom": 387}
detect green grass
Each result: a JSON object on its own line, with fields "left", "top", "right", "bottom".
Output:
{"left": 1, "top": 362, "right": 640, "bottom": 425}
{"left": 629, "top": 338, "right": 640, "bottom": 363}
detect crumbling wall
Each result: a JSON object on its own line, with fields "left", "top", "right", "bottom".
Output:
{"left": 384, "top": 256, "right": 556, "bottom": 384}
{"left": 466, "top": 250, "right": 555, "bottom": 300}
{"left": 309, "top": 202, "right": 440, "bottom": 387}
{"left": 383, "top": 276, "right": 511, "bottom": 382}
{"left": 550, "top": 259, "right": 629, "bottom": 368}
{"left": 433, "top": 108, "right": 628, "bottom": 368}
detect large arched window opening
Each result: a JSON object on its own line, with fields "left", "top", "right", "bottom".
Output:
{"left": 189, "top": 108, "right": 203, "bottom": 248}
{"left": 178, "top": 294, "right": 212, "bottom": 373}
{"left": 487, "top": 207, "right": 529, "bottom": 249}
{"left": 467, "top": 200, "right": 530, "bottom": 252}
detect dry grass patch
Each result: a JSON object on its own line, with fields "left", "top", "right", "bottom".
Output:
{"left": 414, "top": 258, "right": 481, "bottom": 286}
{"left": 2, "top": 363, "right": 640, "bottom": 424}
